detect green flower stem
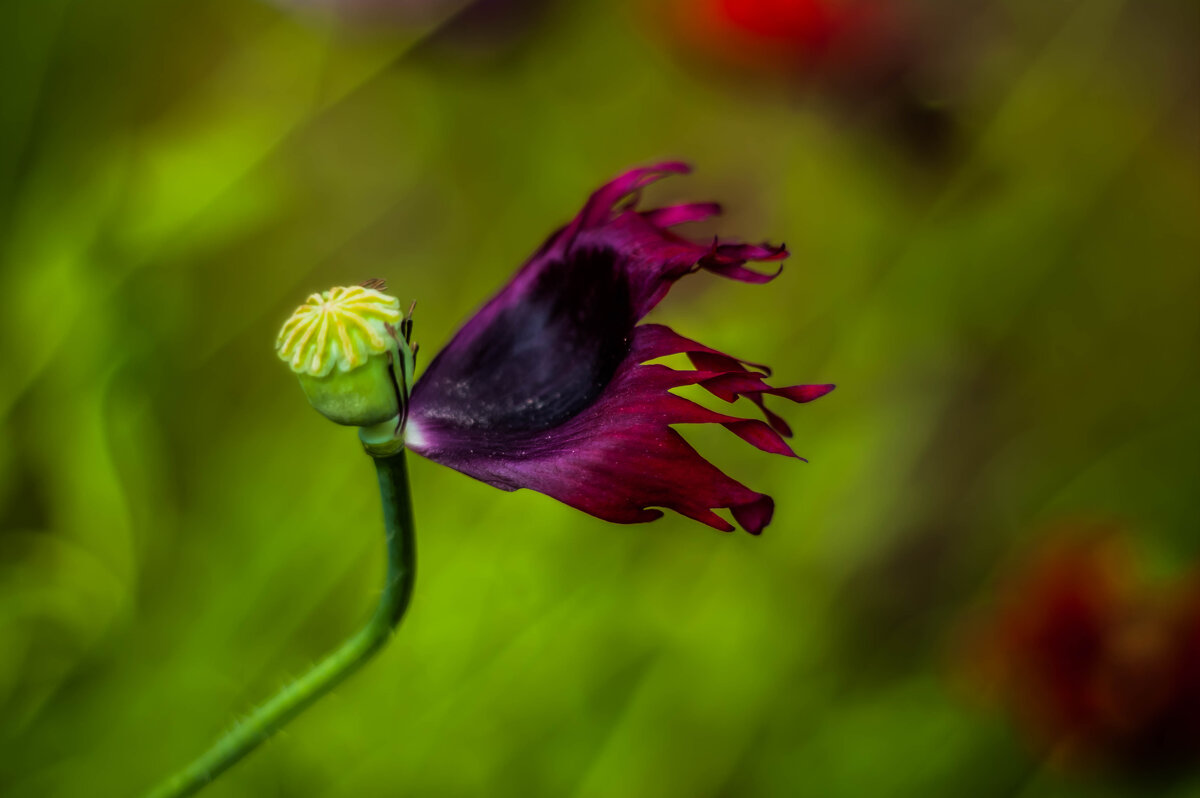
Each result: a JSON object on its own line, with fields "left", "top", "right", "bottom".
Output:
{"left": 144, "top": 449, "right": 417, "bottom": 798}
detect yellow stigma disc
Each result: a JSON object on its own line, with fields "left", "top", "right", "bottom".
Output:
{"left": 276, "top": 285, "right": 402, "bottom": 377}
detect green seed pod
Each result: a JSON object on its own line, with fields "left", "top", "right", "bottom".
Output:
{"left": 276, "top": 285, "right": 412, "bottom": 427}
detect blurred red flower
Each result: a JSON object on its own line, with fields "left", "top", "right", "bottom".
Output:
{"left": 961, "top": 526, "right": 1200, "bottom": 774}
{"left": 660, "top": 0, "right": 904, "bottom": 79}
{"left": 652, "top": 0, "right": 960, "bottom": 163}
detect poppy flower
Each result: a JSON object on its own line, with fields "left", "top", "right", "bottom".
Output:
{"left": 960, "top": 527, "right": 1200, "bottom": 774}
{"left": 403, "top": 162, "right": 832, "bottom": 534}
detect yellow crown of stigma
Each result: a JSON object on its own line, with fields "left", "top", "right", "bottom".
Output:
{"left": 277, "top": 285, "right": 403, "bottom": 377}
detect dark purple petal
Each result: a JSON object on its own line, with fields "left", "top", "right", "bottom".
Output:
{"left": 573, "top": 161, "right": 691, "bottom": 229}
{"left": 641, "top": 202, "right": 722, "bottom": 227}
{"left": 404, "top": 248, "right": 634, "bottom": 434}
{"left": 406, "top": 164, "right": 832, "bottom": 533}
{"left": 697, "top": 238, "right": 788, "bottom": 283}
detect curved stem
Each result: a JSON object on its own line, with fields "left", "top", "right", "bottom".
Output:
{"left": 144, "top": 450, "right": 416, "bottom": 798}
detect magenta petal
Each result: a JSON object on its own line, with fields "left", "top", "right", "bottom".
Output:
{"left": 698, "top": 240, "right": 788, "bottom": 284}
{"left": 720, "top": 418, "right": 798, "bottom": 458}
{"left": 750, "top": 394, "right": 793, "bottom": 437}
{"left": 575, "top": 161, "right": 691, "bottom": 229}
{"left": 637, "top": 324, "right": 834, "bottom": 433}
{"left": 641, "top": 202, "right": 723, "bottom": 227}
{"left": 778, "top": 384, "right": 837, "bottom": 402}
{"left": 409, "top": 334, "right": 790, "bottom": 534}
{"left": 731, "top": 495, "right": 774, "bottom": 537}
{"left": 638, "top": 324, "right": 773, "bottom": 375}
{"left": 700, "top": 259, "right": 784, "bottom": 284}
{"left": 406, "top": 164, "right": 831, "bottom": 533}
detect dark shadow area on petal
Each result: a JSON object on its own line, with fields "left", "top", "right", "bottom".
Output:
{"left": 411, "top": 247, "right": 635, "bottom": 435}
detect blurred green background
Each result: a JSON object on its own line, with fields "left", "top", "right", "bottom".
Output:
{"left": 1, "top": 1, "right": 1197, "bottom": 796}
